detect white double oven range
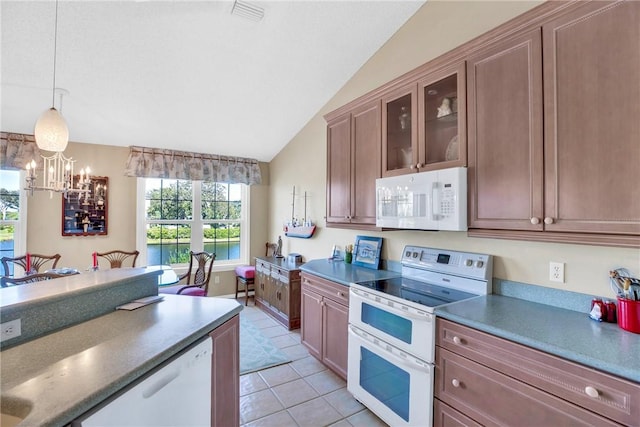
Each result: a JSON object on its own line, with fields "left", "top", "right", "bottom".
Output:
{"left": 347, "top": 245, "right": 493, "bottom": 426}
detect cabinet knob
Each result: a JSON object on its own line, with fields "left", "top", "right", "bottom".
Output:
{"left": 337, "top": 292, "right": 344, "bottom": 297}
{"left": 544, "top": 217, "right": 554, "bottom": 225}
{"left": 451, "top": 379, "right": 461, "bottom": 388}
{"left": 410, "top": 164, "right": 416, "bottom": 170}
{"left": 584, "top": 386, "right": 599, "bottom": 398}
{"left": 416, "top": 163, "right": 423, "bottom": 169}
{"left": 452, "top": 336, "right": 462, "bottom": 345}
{"left": 530, "top": 217, "right": 541, "bottom": 225}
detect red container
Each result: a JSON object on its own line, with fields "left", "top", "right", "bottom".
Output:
{"left": 617, "top": 297, "right": 640, "bottom": 334}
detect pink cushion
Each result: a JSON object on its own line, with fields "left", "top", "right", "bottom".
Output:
{"left": 179, "top": 287, "right": 206, "bottom": 296}
{"left": 235, "top": 265, "right": 255, "bottom": 279}
{"left": 159, "top": 286, "right": 206, "bottom": 297}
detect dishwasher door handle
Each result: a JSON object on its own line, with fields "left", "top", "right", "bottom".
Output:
{"left": 142, "top": 369, "right": 180, "bottom": 399}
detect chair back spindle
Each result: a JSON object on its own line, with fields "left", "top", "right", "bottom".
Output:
{"left": 96, "top": 250, "right": 139, "bottom": 268}
{"left": 1, "top": 254, "right": 61, "bottom": 277}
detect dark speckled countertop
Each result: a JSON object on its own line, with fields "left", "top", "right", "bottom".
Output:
{"left": 300, "top": 259, "right": 640, "bottom": 384}
{"left": 1, "top": 295, "right": 242, "bottom": 427}
{"left": 300, "top": 258, "right": 400, "bottom": 286}
{"left": 436, "top": 296, "right": 640, "bottom": 383}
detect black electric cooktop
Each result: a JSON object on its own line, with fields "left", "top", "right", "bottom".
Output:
{"left": 355, "top": 276, "right": 478, "bottom": 309}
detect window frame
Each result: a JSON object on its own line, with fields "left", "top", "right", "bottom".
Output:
{"left": 0, "top": 170, "right": 28, "bottom": 269}
{"left": 136, "top": 178, "right": 250, "bottom": 274}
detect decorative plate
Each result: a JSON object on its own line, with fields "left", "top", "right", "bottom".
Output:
{"left": 445, "top": 135, "right": 458, "bottom": 161}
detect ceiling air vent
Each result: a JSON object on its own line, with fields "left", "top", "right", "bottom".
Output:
{"left": 231, "top": 0, "right": 265, "bottom": 22}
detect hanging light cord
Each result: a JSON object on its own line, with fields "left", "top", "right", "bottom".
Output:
{"left": 51, "top": 0, "right": 59, "bottom": 108}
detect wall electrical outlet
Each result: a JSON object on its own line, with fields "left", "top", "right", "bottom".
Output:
{"left": 549, "top": 262, "right": 565, "bottom": 283}
{"left": 0, "top": 318, "right": 22, "bottom": 343}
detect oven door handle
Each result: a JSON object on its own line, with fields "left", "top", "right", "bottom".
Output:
{"left": 350, "top": 288, "right": 433, "bottom": 322}
{"left": 349, "top": 325, "right": 430, "bottom": 372}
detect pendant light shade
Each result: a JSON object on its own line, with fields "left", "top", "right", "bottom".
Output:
{"left": 34, "top": 107, "right": 69, "bottom": 151}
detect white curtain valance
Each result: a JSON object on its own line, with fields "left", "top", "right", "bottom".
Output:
{"left": 0, "top": 132, "right": 41, "bottom": 170}
{"left": 124, "top": 146, "right": 262, "bottom": 185}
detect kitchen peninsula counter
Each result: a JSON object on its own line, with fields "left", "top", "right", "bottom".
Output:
{"left": 300, "top": 259, "right": 640, "bottom": 384}
{"left": 1, "top": 294, "right": 242, "bottom": 427}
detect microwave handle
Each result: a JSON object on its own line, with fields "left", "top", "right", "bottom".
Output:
{"left": 432, "top": 182, "right": 441, "bottom": 219}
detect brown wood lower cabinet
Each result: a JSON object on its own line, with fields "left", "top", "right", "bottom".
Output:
{"left": 300, "top": 272, "right": 349, "bottom": 380}
{"left": 209, "top": 315, "right": 239, "bottom": 427}
{"left": 435, "top": 318, "right": 640, "bottom": 426}
{"left": 255, "top": 257, "right": 302, "bottom": 330}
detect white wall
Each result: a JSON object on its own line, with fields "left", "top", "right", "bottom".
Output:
{"left": 268, "top": 0, "right": 640, "bottom": 298}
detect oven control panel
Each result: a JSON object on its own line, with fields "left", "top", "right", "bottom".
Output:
{"left": 401, "top": 245, "right": 493, "bottom": 281}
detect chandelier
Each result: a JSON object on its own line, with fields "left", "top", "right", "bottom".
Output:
{"left": 26, "top": 0, "right": 91, "bottom": 199}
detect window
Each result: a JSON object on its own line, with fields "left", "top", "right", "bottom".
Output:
{"left": 0, "top": 170, "right": 27, "bottom": 273}
{"left": 137, "top": 178, "right": 249, "bottom": 270}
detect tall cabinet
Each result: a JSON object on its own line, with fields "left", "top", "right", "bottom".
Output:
{"left": 326, "top": 100, "right": 381, "bottom": 228}
{"left": 467, "top": 29, "right": 544, "bottom": 231}
{"left": 542, "top": 1, "right": 640, "bottom": 236}
{"left": 468, "top": 0, "right": 640, "bottom": 244}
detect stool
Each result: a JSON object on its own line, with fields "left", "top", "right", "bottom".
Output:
{"left": 235, "top": 265, "right": 255, "bottom": 306}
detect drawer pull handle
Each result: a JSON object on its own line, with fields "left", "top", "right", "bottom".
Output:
{"left": 337, "top": 292, "right": 344, "bottom": 297}
{"left": 585, "top": 386, "right": 599, "bottom": 398}
{"left": 451, "top": 379, "right": 460, "bottom": 388}
{"left": 452, "top": 336, "right": 462, "bottom": 345}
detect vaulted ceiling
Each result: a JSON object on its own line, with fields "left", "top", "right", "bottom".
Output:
{"left": 1, "top": 1, "right": 424, "bottom": 162}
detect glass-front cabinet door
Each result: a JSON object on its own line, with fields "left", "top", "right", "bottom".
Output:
{"left": 381, "top": 84, "right": 417, "bottom": 177}
{"left": 417, "top": 62, "right": 466, "bottom": 171}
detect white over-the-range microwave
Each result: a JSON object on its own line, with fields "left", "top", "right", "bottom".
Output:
{"left": 376, "top": 167, "right": 467, "bottom": 231}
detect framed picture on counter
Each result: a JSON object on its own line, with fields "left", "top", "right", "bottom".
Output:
{"left": 352, "top": 235, "right": 382, "bottom": 270}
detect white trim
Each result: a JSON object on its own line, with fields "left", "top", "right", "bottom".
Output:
{"left": 136, "top": 177, "right": 147, "bottom": 264}
{"left": 0, "top": 170, "right": 27, "bottom": 256}
{"left": 136, "top": 178, "right": 250, "bottom": 268}
{"left": 17, "top": 170, "right": 28, "bottom": 254}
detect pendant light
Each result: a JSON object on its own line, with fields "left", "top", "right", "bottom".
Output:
{"left": 34, "top": 0, "right": 68, "bottom": 152}
{"left": 26, "top": 0, "right": 91, "bottom": 199}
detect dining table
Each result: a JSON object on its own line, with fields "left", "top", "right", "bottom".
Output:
{"left": 145, "top": 265, "right": 180, "bottom": 287}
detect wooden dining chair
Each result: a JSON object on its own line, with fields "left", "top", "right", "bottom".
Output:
{"left": 159, "top": 251, "right": 215, "bottom": 297}
{"left": 1, "top": 253, "right": 61, "bottom": 277}
{"left": 234, "top": 242, "right": 277, "bottom": 306}
{"left": 1, "top": 272, "right": 66, "bottom": 287}
{"left": 96, "top": 250, "right": 139, "bottom": 268}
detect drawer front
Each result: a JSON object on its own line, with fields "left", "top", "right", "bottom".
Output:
{"left": 436, "top": 347, "right": 620, "bottom": 426}
{"left": 256, "top": 260, "right": 270, "bottom": 274}
{"left": 434, "top": 399, "right": 482, "bottom": 427}
{"left": 301, "top": 273, "right": 349, "bottom": 306}
{"left": 437, "top": 319, "right": 639, "bottom": 425}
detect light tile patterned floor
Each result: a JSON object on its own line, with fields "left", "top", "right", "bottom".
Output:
{"left": 238, "top": 301, "right": 388, "bottom": 427}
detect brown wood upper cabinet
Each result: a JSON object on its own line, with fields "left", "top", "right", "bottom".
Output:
{"left": 381, "top": 83, "right": 418, "bottom": 177}
{"left": 467, "top": 29, "right": 544, "bottom": 232}
{"left": 326, "top": 100, "right": 381, "bottom": 227}
{"left": 417, "top": 62, "right": 467, "bottom": 172}
{"left": 381, "top": 64, "right": 466, "bottom": 177}
{"left": 468, "top": 1, "right": 640, "bottom": 245}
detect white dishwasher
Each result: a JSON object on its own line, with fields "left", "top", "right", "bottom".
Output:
{"left": 73, "top": 337, "right": 212, "bottom": 427}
